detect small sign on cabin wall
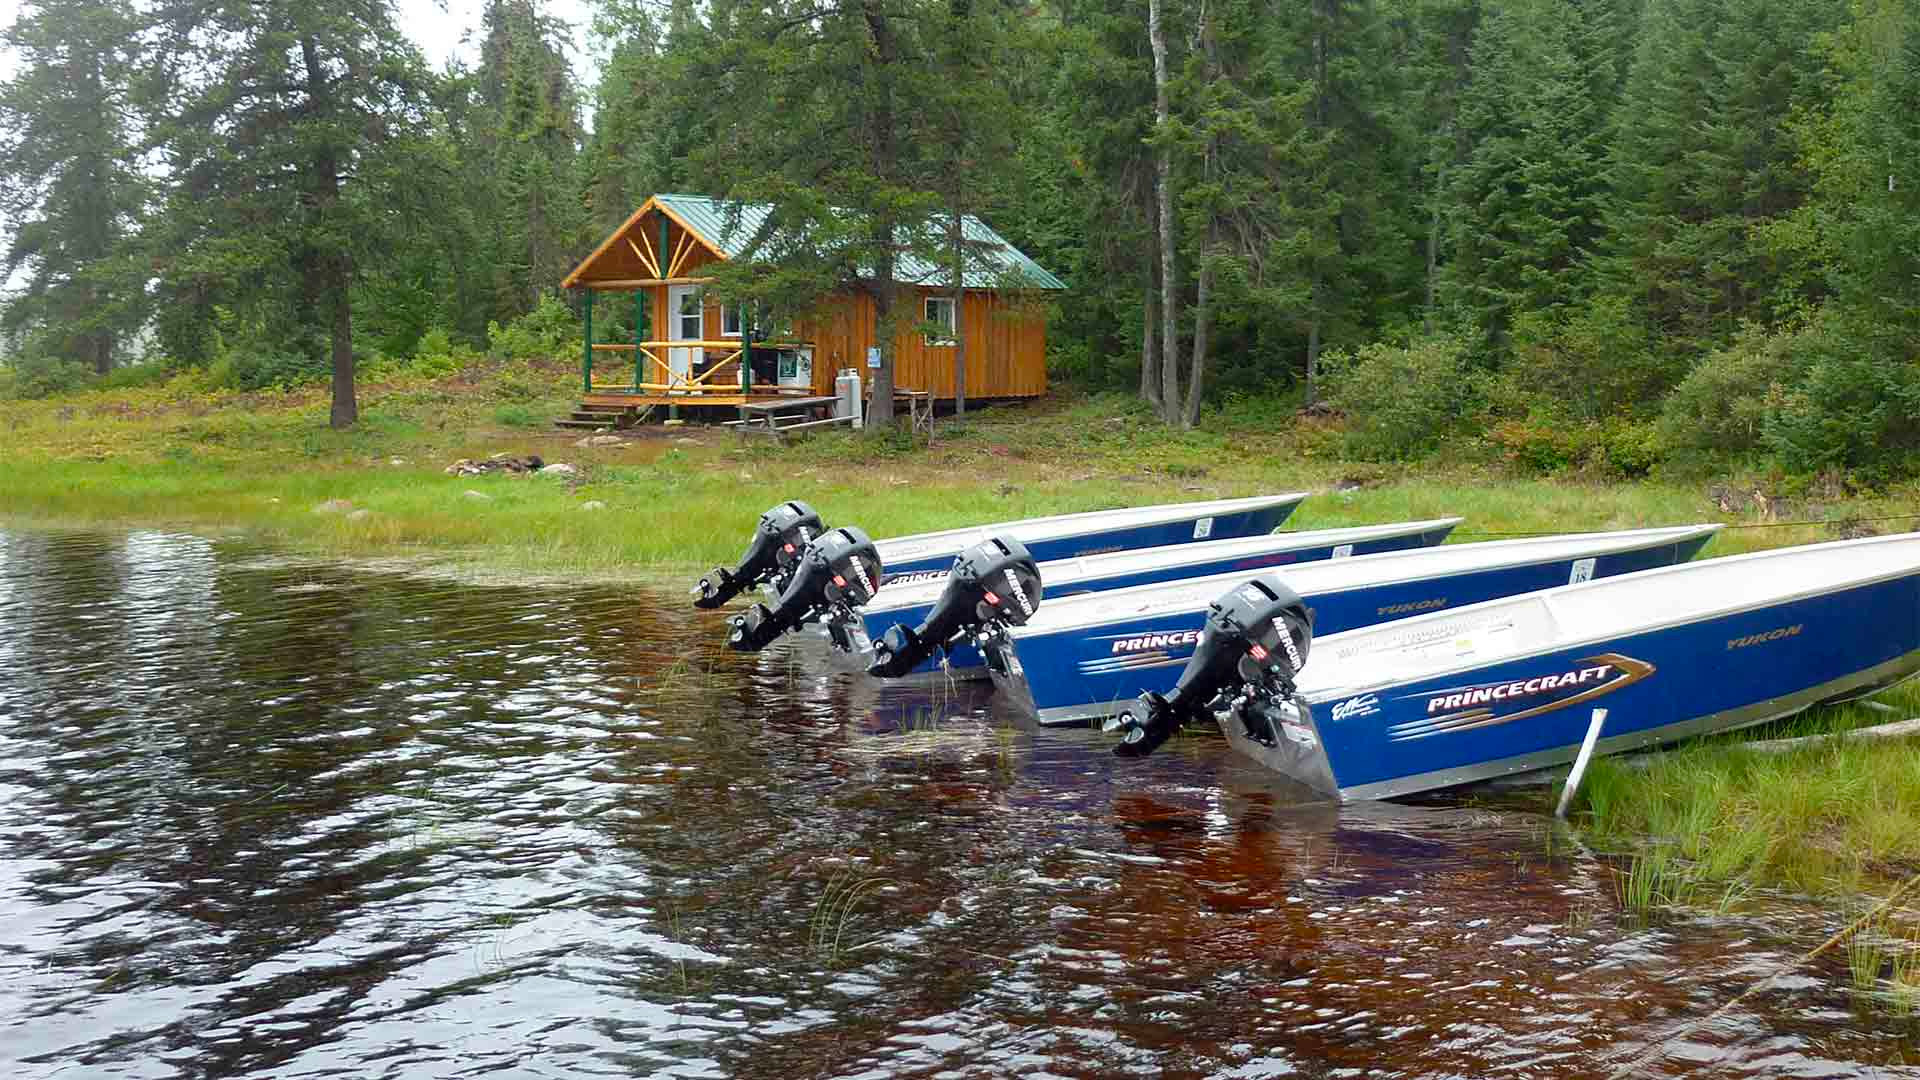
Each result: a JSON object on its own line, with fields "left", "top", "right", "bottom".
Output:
{"left": 866, "top": 347, "right": 881, "bottom": 369}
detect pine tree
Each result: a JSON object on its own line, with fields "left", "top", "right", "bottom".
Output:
{"left": 0, "top": 0, "right": 149, "bottom": 375}
{"left": 686, "top": 0, "right": 956, "bottom": 424}
{"left": 1444, "top": 0, "right": 1620, "bottom": 354}
{"left": 147, "top": 0, "right": 433, "bottom": 426}
{"left": 1603, "top": 0, "right": 1845, "bottom": 353}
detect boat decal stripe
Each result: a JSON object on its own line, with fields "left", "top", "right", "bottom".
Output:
{"left": 1384, "top": 653, "right": 1656, "bottom": 741}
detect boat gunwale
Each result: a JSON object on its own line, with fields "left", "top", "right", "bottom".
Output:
{"left": 1278, "top": 647, "right": 1920, "bottom": 801}
{"left": 1006, "top": 522, "right": 1726, "bottom": 638}
{"left": 859, "top": 517, "right": 1464, "bottom": 616}
{"left": 1294, "top": 531, "right": 1920, "bottom": 704}
{"left": 871, "top": 492, "right": 1311, "bottom": 556}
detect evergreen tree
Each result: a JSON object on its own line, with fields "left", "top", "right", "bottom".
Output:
{"left": 146, "top": 0, "right": 433, "bottom": 426}
{"left": 474, "top": 0, "right": 587, "bottom": 317}
{"left": 0, "top": 0, "right": 149, "bottom": 375}
{"left": 1603, "top": 0, "right": 1844, "bottom": 354}
{"left": 1786, "top": 0, "right": 1920, "bottom": 329}
{"left": 1443, "top": 0, "right": 1620, "bottom": 354}
{"left": 687, "top": 0, "right": 952, "bottom": 423}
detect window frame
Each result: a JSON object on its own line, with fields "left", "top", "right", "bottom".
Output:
{"left": 719, "top": 303, "right": 742, "bottom": 338}
{"left": 924, "top": 295, "right": 957, "bottom": 347}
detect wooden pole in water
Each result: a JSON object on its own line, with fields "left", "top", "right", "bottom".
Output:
{"left": 1556, "top": 708, "right": 1608, "bottom": 819}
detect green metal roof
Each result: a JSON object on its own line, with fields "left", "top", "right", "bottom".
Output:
{"left": 655, "top": 193, "right": 1067, "bottom": 291}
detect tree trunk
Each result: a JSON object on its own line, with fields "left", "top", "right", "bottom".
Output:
{"left": 1305, "top": 303, "right": 1322, "bottom": 408}
{"left": 1183, "top": 4, "right": 1218, "bottom": 430}
{"left": 1147, "top": 0, "right": 1179, "bottom": 421}
{"left": 303, "top": 34, "right": 356, "bottom": 429}
{"left": 1185, "top": 257, "right": 1211, "bottom": 428}
{"left": 862, "top": 0, "right": 899, "bottom": 426}
{"left": 1304, "top": 0, "right": 1328, "bottom": 408}
{"left": 1425, "top": 167, "right": 1441, "bottom": 335}
{"left": 1139, "top": 259, "right": 1160, "bottom": 409}
{"left": 951, "top": 210, "right": 967, "bottom": 418}
{"left": 330, "top": 272, "right": 356, "bottom": 428}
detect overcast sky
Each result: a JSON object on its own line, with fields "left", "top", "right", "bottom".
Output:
{"left": 0, "top": 0, "right": 601, "bottom": 85}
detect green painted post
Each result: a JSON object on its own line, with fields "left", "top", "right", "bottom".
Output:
{"left": 659, "top": 218, "right": 671, "bottom": 279}
{"left": 582, "top": 288, "right": 594, "bottom": 393}
{"left": 741, "top": 311, "right": 753, "bottom": 394}
{"left": 633, "top": 289, "right": 645, "bottom": 391}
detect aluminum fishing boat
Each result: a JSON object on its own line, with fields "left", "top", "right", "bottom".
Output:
{"left": 839, "top": 518, "right": 1463, "bottom": 678}
{"left": 1198, "top": 531, "right": 1920, "bottom": 801}
{"left": 869, "top": 492, "right": 1310, "bottom": 580}
{"left": 693, "top": 493, "right": 1311, "bottom": 612}
{"left": 992, "top": 524, "right": 1723, "bottom": 726}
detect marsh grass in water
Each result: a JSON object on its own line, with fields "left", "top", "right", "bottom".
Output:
{"left": 808, "top": 871, "right": 890, "bottom": 967}
{"left": 1579, "top": 683, "right": 1920, "bottom": 898}
{"left": 1846, "top": 908, "right": 1920, "bottom": 1016}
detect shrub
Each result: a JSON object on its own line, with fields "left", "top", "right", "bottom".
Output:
{"left": 1320, "top": 335, "right": 1478, "bottom": 461}
{"left": 1501, "top": 298, "right": 1676, "bottom": 421}
{"left": 488, "top": 295, "right": 581, "bottom": 361}
{"left": 0, "top": 353, "right": 91, "bottom": 399}
{"left": 1764, "top": 333, "right": 1920, "bottom": 482}
{"left": 493, "top": 403, "right": 545, "bottom": 428}
{"left": 1658, "top": 321, "right": 1809, "bottom": 455}
{"left": 1484, "top": 419, "right": 1582, "bottom": 473}
{"left": 1588, "top": 418, "right": 1664, "bottom": 478}
{"left": 1484, "top": 417, "right": 1666, "bottom": 478}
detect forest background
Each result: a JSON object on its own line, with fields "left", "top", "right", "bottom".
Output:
{"left": 2, "top": 0, "right": 1918, "bottom": 480}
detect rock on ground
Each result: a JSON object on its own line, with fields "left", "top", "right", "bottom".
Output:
{"left": 538, "top": 463, "right": 579, "bottom": 478}
{"left": 463, "top": 490, "right": 492, "bottom": 502}
{"left": 445, "top": 455, "right": 544, "bottom": 476}
{"left": 580, "top": 500, "right": 606, "bottom": 511}
{"left": 313, "top": 499, "right": 354, "bottom": 514}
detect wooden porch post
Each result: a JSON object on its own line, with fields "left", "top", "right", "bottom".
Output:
{"left": 582, "top": 287, "right": 594, "bottom": 393}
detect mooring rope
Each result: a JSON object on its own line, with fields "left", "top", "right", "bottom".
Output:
{"left": 1604, "top": 870, "right": 1920, "bottom": 1079}
{"left": 1450, "top": 511, "right": 1920, "bottom": 539}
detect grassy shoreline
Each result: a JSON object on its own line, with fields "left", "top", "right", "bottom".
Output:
{"left": 8, "top": 363, "right": 1920, "bottom": 907}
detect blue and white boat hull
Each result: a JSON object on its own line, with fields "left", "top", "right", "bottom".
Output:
{"left": 849, "top": 517, "right": 1462, "bottom": 678}
{"left": 991, "top": 525, "right": 1722, "bottom": 726}
{"left": 874, "top": 492, "right": 1308, "bottom": 578}
{"left": 1224, "top": 532, "right": 1920, "bottom": 801}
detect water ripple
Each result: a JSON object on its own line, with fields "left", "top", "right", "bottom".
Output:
{"left": 2, "top": 528, "right": 1916, "bottom": 1077}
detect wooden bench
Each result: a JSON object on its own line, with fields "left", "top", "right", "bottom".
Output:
{"left": 726, "top": 395, "right": 847, "bottom": 439}
{"left": 867, "top": 388, "right": 933, "bottom": 433}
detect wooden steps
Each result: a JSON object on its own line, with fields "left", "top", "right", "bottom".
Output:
{"left": 554, "top": 404, "right": 641, "bottom": 430}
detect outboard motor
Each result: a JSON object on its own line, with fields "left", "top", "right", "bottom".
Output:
{"left": 866, "top": 536, "right": 1043, "bottom": 678}
{"left": 727, "top": 527, "right": 883, "bottom": 651}
{"left": 1105, "top": 576, "right": 1314, "bottom": 758}
{"left": 693, "top": 501, "right": 825, "bottom": 609}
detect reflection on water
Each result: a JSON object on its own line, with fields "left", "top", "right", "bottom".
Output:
{"left": 0, "top": 528, "right": 1914, "bottom": 1078}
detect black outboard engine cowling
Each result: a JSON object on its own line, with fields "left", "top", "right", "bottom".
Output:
{"left": 728, "top": 527, "right": 883, "bottom": 651}
{"left": 1106, "top": 576, "right": 1314, "bottom": 757}
{"left": 693, "top": 501, "right": 825, "bottom": 609}
{"left": 866, "top": 536, "right": 1043, "bottom": 678}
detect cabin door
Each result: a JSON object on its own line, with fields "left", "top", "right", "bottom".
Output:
{"left": 667, "top": 285, "right": 701, "bottom": 389}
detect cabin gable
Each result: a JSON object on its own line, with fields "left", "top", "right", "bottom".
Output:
{"left": 562, "top": 194, "right": 1061, "bottom": 405}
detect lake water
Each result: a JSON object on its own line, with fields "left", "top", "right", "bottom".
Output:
{"left": 2, "top": 528, "right": 1915, "bottom": 1078}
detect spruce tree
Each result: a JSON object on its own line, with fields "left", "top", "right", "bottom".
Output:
{"left": 147, "top": 0, "right": 433, "bottom": 426}
{"left": 0, "top": 0, "right": 149, "bottom": 376}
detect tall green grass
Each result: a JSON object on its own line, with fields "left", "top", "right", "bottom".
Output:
{"left": 1579, "top": 683, "right": 1920, "bottom": 897}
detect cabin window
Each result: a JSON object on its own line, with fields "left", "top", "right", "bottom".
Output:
{"left": 924, "top": 296, "right": 957, "bottom": 346}
{"left": 720, "top": 304, "right": 742, "bottom": 338}
{"left": 677, "top": 291, "right": 702, "bottom": 340}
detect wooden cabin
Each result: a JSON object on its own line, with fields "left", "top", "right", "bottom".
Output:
{"left": 560, "top": 194, "right": 1064, "bottom": 418}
